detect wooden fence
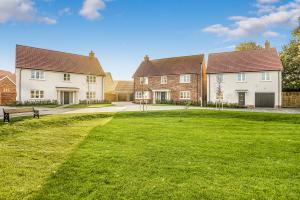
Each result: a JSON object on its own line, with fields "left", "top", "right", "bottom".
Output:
{"left": 282, "top": 92, "right": 300, "bottom": 108}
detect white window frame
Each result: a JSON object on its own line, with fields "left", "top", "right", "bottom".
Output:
{"left": 86, "top": 91, "right": 96, "bottom": 99}
{"left": 30, "top": 70, "right": 45, "bottom": 80}
{"left": 216, "top": 74, "right": 223, "bottom": 83}
{"left": 140, "top": 77, "right": 148, "bottom": 85}
{"left": 30, "top": 90, "right": 44, "bottom": 99}
{"left": 64, "top": 73, "right": 71, "bottom": 81}
{"left": 180, "top": 91, "right": 191, "bottom": 100}
{"left": 161, "top": 76, "right": 167, "bottom": 84}
{"left": 135, "top": 91, "right": 150, "bottom": 99}
{"left": 3, "top": 88, "right": 10, "bottom": 92}
{"left": 261, "top": 72, "right": 271, "bottom": 81}
{"left": 180, "top": 74, "right": 191, "bottom": 83}
{"left": 237, "top": 73, "right": 246, "bottom": 82}
{"left": 87, "top": 75, "right": 96, "bottom": 83}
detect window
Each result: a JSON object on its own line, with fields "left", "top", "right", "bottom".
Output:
{"left": 180, "top": 91, "right": 191, "bottom": 100}
{"left": 86, "top": 91, "right": 96, "bottom": 99}
{"left": 161, "top": 76, "right": 167, "bottom": 84}
{"left": 31, "top": 70, "right": 45, "bottom": 80}
{"left": 237, "top": 73, "right": 246, "bottom": 82}
{"left": 30, "top": 90, "right": 44, "bottom": 99}
{"left": 261, "top": 72, "right": 271, "bottom": 81}
{"left": 216, "top": 74, "right": 223, "bottom": 83}
{"left": 64, "top": 73, "right": 70, "bottom": 81}
{"left": 3, "top": 88, "right": 10, "bottom": 92}
{"left": 135, "top": 91, "right": 150, "bottom": 99}
{"left": 87, "top": 76, "right": 96, "bottom": 83}
{"left": 180, "top": 74, "right": 191, "bottom": 83}
{"left": 140, "top": 77, "right": 148, "bottom": 85}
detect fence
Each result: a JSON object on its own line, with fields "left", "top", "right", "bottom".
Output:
{"left": 282, "top": 92, "right": 300, "bottom": 108}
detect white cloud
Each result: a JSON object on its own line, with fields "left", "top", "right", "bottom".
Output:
{"left": 202, "top": 0, "right": 300, "bottom": 39}
{"left": 59, "top": 7, "right": 71, "bottom": 16}
{"left": 257, "top": 0, "right": 279, "bottom": 4}
{"left": 79, "top": 0, "right": 106, "bottom": 20}
{"left": 263, "top": 31, "right": 280, "bottom": 37}
{"left": 0, "top": 0, "right": 56, "bottom": 24}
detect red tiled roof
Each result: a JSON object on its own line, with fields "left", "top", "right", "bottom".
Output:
{"left": 207, "top": 48, "right": 283, "bottom": 74}
{"left": 16, "top": 45, "right": 105, "bottom": 76}
{"left": 0, "top": 70, "right": 16, "bottom": 83}
{"left": 115, "top": 81, "right": 134, "bottom": 93}
{"left": 133, "top": 54, "right": 204, "bottom": 77}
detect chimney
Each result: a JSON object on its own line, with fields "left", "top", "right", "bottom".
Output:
{"left": 144, "top": 55, "right": 149, "bottom": 62}
{"left": 265, "top": 40, "right": 270, "bottom": 49}
{"left": 89, "top": 50, "right": 95, "bottom": 58}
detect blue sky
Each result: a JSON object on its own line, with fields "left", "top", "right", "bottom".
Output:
{"left": 0, "top": 0, "right": 299, "bottom": 79}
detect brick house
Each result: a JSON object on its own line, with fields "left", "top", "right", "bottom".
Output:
{"left": 133, "top": 55, "right": 206, "bottom": 104}
{"left": 0, "top": 70, "right": 16, "bottom": 105}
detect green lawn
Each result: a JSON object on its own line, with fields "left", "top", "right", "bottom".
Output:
{"left": 64, "top": 103, "right": 112, "bottom": 108}
{"left": 1, "top": 110, "right": 300, "bottom": 199}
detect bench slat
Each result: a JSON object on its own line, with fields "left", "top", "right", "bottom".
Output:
{"left": 4, "top": 108, "right": 34, "bottom": 114}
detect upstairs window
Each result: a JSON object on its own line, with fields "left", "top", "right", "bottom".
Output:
{"left": 180, "top": 74, "right": 191, "bottom": 83}
{"left": 161, "top": 76, "right": 167, "bottom": 84}
{"left": 31, "top": 70, "right": 45, "bottom": 80}
{"left": 261, "top": 72, "right": 271, "bottom": 81}
{"left": 87, "top": 75, "right": 96, "bottom": 83}
{"left": 64, "top": 73, "right": 70, "bottom": 81}
{"left": 30, "top": 90, "right": 44, "bottom": 99}
{"left": 237, "top": 73, "right": 246, "bottom": 82}
{"left": 216, "top": 74, "right": 223, "bottom": 83}
{"left": 180, "top": 91, "right": 191, "bottom": 100}
{"left": 140, "top": 77, "right": 148, "bottom": 85}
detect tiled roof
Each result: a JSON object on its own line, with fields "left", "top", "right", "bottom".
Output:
{"left": 0, "top": 70, "right": 16, "bottom": 83}
{"left": 133, "top": 54, "right": 204, "bottom": 77}
{"left": 16, "top": 45, "right": 105, "bottom": 76}
{"left": 207, "top": 48, "right": 283, "bottom": 74}
{"left": 115, "top": 81, "right": 134, "bottom": 93}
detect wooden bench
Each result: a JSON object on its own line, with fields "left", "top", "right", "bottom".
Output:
{"left": 2, "top": 108, "right": 39, "bottom": 123}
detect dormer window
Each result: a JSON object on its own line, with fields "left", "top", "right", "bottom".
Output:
{"left": 161, "top": 76, "right": 167, "bottom": 84}
{"left": 64, "top": 73, "right": 70, "bottom": 81}
{"left": 140, "top": 77, "right": 148, "bottom": 85}
{"left": 180, "top": 74, "right": 191, "bottom": 83}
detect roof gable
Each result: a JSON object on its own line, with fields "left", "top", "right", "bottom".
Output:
{"left": 16, "top": 45, "right": 105, "bottom": 76}
{"left": 133, "top": 54, "right": 204, "bottom": 77}
{"left": 207, "top": 48, "right": 283, "bottom": 74}
{"left": 0, "top": 70, "right": 16, "bottom": 84}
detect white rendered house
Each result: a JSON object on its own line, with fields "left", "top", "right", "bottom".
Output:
{"left": 16, "top": 45, "right": 106, "bottom": 105}
{"left": 207, "top": 48, "right": 283, "bottom": 108}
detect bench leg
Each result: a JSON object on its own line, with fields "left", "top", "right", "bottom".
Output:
{"left": 3, "top": 113, "right": 10, "bottom": 123}
{"left": 34, "top": 111, "right": 40, "bottom": 119}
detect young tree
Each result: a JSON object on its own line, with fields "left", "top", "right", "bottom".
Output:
{"left": 216, "top": 75, "right": 223, "bottom": 109}
{"left": 235, "top": 42, "right": 262, "bottom": 51}
{"left": 280, "top": 17, "right": 300, "bottom": 91}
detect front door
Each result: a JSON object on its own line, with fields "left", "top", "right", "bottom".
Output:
{"left": 161, "top": 92, "right": 166, "bottom": 101}
{"left": 64, "top": 92, "right": 70, "bottom": 104}
{"left": 238, "top": 92, "right": 245, "bottom": 106}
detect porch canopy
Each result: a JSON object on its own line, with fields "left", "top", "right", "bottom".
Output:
{"left": 56, "top": 87, "right": 79, "bottom": 105}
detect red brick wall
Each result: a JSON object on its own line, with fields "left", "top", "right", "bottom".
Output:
{"left": 134, "top": 74, "right": 203, "bottom": 103}
{"left": 0, "top": 78, "right": 16, "bottom": 105}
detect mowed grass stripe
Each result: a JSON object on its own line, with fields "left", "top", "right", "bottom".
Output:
{"left": 32, "top": 110, "right": 300, "bottom": 200}
{"left": 0, "top": 113, "right": 112, "bottom": 200}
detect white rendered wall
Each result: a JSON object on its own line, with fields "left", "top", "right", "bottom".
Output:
{"left": 16, "top": 68, "right": 104, "bottom": 103}
{"left": 207, "top": 71, "right": 282, "bottom": 107}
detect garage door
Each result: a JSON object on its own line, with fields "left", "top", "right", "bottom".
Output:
{"left": 255, "top": 93, "right": 275, "bottom": 108}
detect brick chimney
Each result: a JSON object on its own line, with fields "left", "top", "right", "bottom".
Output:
{"left": 265, "top": 40, "right": 270, "bottom": 49}
{"left": 144, "top": 55, "right": 149, "bottom": 62}
{"left": 89, "top": 51, "right": 95, "bottom": 58}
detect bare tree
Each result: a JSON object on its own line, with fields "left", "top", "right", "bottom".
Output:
{"left": 216, "top": 75, "right": 223, "bottom": 110}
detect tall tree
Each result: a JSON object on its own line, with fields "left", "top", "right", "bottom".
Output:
{"left": 280, "top": 17, "right": 300, "bottom": 91}
{"left": 235, "top": 42, "right": 262, "bottom": 51}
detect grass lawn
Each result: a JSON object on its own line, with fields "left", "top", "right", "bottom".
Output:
{"left": 1, "top": 110, "right": 300, "bottom": 199}
{"left": 64, "top": 103, "right": 112, "bottom": 108}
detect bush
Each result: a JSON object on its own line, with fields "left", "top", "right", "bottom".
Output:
{"left": 79, "top": 99, "right": 111, "bottom": 104}
{"left": 11, "top": 100, "right": 58, "bottom": 106}
{"left": 205, "top": 101, "right": 246, "bottom": 108}
{"left": 155, "top": 100, "right": 202, "bottom": 106}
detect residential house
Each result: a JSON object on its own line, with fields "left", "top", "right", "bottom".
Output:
{"left": 16, "top": 45, "right": 106, "bottom": 105}
{"left": 0, "top": 70, "right": 16, "bottom": 105}
{"left": 133, "top": 54, "right": 206, "bottom": 104}
{"left": 104, "top": 72, "right": 134, "bottom": 102}
{"left": 207, "top": 46, "right": 283, "bottom": 108}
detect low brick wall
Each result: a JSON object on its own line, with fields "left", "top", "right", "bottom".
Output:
{"left": 282, "top": 92, "right": 300, "bottom": 108}
{"left": 0, "top": 92, "right": 16, "bottom": 105}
